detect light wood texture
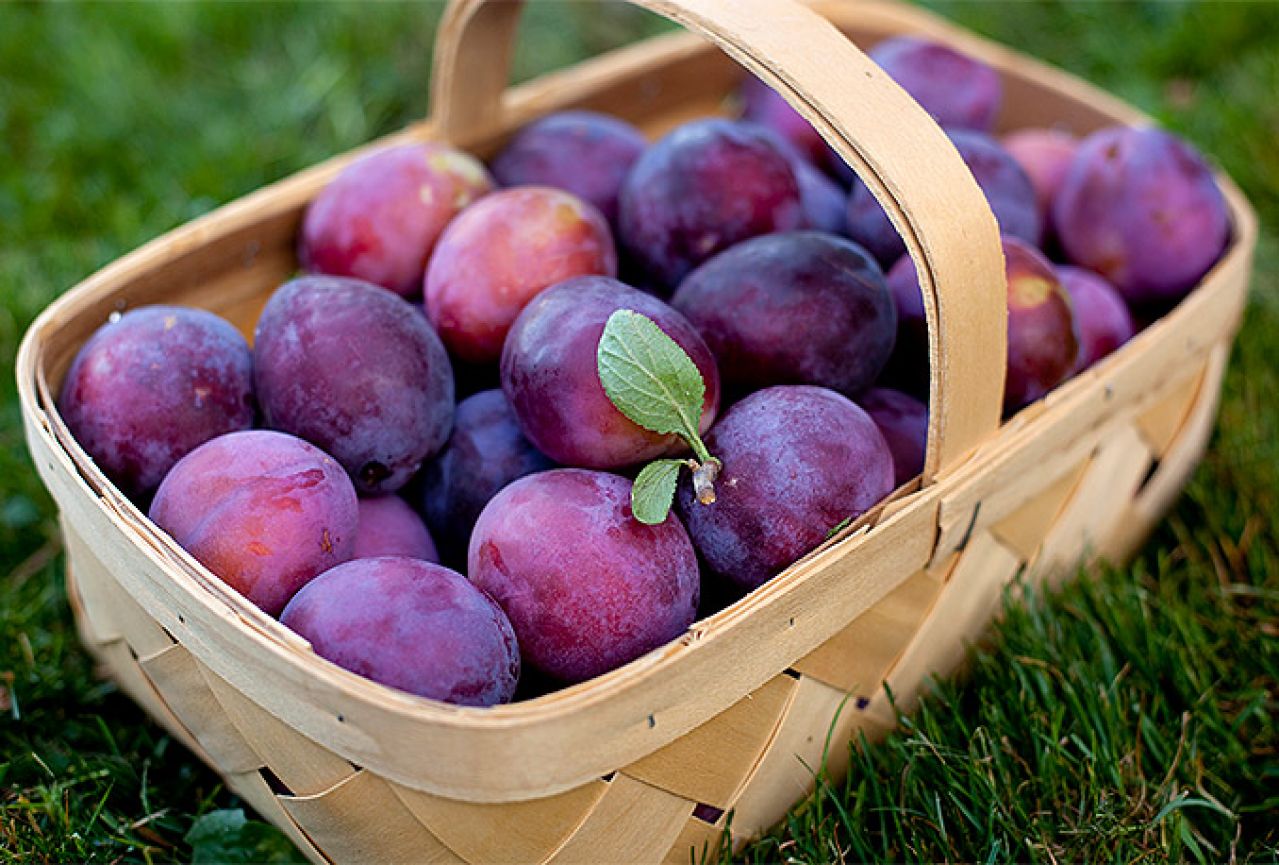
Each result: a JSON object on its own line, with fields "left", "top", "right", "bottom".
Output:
{"left": 433, "top": 0, "right": 1007, "bottom": 480}
{"left": 16, "top": 0, "right": 1257, "bottom": 862}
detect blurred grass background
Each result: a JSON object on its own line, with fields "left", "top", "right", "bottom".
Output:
{"left": 1, "top": 2, "right": 1276, "bottom": 862}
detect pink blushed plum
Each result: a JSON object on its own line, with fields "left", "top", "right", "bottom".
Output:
{"left": 1002, "top": 128, "right": 1080, "bottom": 218}
{"left": 469, "top": 470, "right": 699, "bottom": 683}
{"left": 1052, "top": 125, "right": 1230, "bottom": 307}
{"left": 58, "top": 306, "right": 254, "bottom": 501}
{"left": 1057, "top": 266, "right": 1136, "bottom": 373}
{"left": 353, "top": 496, "right": 438, "bottom": 562}
{"left": 1003, "top": 237, "right": 1079, "bottom": 412}
{"left": 424, "top": 187, "right": 617, "bottom": 364}
{"left": 149, "top": 430, "right": 358, "bottom": 616}
{"left": 281, "top": 557, "right": 519, "bottom": 706}
{"left": 501, "top": 276, "right": 720, "bottom": 469}
{"left": 299, "top": 143, "right": 492, "bottom": 297}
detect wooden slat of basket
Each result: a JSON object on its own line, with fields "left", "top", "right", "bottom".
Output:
{"left": 988, "top": 460, "right": 1091, "bottom": 563}
{"left": 662, "top": 812, "right": 726, "bottom": 865}
{"left": 388, "top": 777, "right": 610, "bottom": 865}
{"left": 222, "top": 769, "right": 331, "bottom": 865}
{"left": 1135, "top": 364, "right": 1210, "bottom": 458}
{"left": 622, "top": 672, "right": 797, "bottom": 808}
{"left": 545, "top": 773, "right": 695, "bottom": 865}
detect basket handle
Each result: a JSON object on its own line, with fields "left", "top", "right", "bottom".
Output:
{"left": 429, "top": 0, "right": 1006, "bottom": 481}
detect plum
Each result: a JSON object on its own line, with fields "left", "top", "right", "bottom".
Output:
{"left": 1002, "top": 128, "right": 1080, "bottom": 217}
{"left": 618, "top": 118, "right": 803, "bottom": 291}
{"left": 676, "top": 385, "right": 893, "bottom": 591}
{"left": 489, "top": 110, "right": 646, "bottom": 227}
{"left": 299, "top": 143, "right": 492, "bottom": 297}
{"left": 794, "top": 159, "right": 848, "bottom": 234}
{"left": 501, "top": 276, "right": 720, "bottom": 469}
{"left": 281, "top": 557, "right": 519, "bottom": 706}
{"left": 424, "top": 186, "right": 617, "bottom": 364}
{"left": 860, "top": 388, "right": 928, "bottom": 487}
{"left": 878, "top": 254, "right": 930, "bottom": 396}
{"left": 671, "top": 231, "right": 894, "bottom": 398}
{"left": 738, "top": 75, "right": 830, "bottom": 168}
{"left": 254, "top": 275, "right": 454, "bottom": 495}
{"left": 353, "top": 496, "right": 438, "bottom": 562}
{"left": 845, "top": 129, "right": 1039, "bottom": 268}
{"left": 1052, "top": 125, "right": 1230, "bottom": 307}
{"left": 869, "top": 36, "right": 1002, "bottom": 131}
{"left": 58, "top": 306, "right": 254, "bottom": 501}
{"left": 418, "top": 389, "right": 555, "bottom": 567}
{"left": 468, "top": 469, "right": 699, "bottom": 683}
{"left": 1003, "top": 237, "right": 1079, "bottom": 412}
{"left": 1057, "top": 266, "right": 1136, "bottom": 373}
{"left": 149, "top": 430, "right": 358, "bottom": 615}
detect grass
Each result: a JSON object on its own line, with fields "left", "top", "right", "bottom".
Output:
{"left": 1, "top": 2, "right": 1276, "bottom": 862}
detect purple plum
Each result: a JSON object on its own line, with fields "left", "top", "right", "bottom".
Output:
{"left": 1002, "top": 127, "right": 1080, "bottom": 218}
{"left": 869, "top": 36, "right": 1002, "bottom": 131}
{"left": 1003, "top": 237, "right": 1079, "bottom": 412}
{"left": 860, "top": 388, "right": 928, "bottom": 486}
{"left": 353, "top": 496, "right": 438, "bottom": 562}
{"left": 1056, "top": 265, "right": 1136, "bottom": 373}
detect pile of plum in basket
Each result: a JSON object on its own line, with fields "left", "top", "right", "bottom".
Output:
{"left": 59, "top": 36, "right": 1230, "bottom": 707}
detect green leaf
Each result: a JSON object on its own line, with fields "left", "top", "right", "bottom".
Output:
{"left": 597, "top": 309, "right": 705, "bottom": 444}
{"left": 186, "top": 809, "right": 306, "bottom": 864}
{"left": 631, "top": 459, "right": 685, "bottom": 525}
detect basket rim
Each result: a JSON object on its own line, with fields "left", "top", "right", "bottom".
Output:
{"left": 16, "top": 0, "right": 1260, "bottom": 800}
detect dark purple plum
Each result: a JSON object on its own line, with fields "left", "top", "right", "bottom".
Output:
{"left": 794, "top": 159, "right": 848, "bottom": 234}
{"left": 1057, "top": 266, "right": 1136, "bottom": 373}
{"left": 489, "top": 111, "right": 646, "bottom": 227}
{"left": 1002, "top": 128, "right": 1080, "bottom": 218}
{"left": 860, "top": 388, "right": 928, "bottom": 487}
{"left": 1003, "top": 237, "right": 1079, "bottom": 412}
{"left": 299, "top": 143, "right": 492, "bottom": 297}
{"left": 738, "top": 76, "right": 830, "bottom": 168}
{"left": 353, "top": 496, "right": 438, "bottom": 562}
{"left": 424, "top": 186, "right": 617, "bottom": 364}
{"left": 1052, "top": 126, "right": 1230, "bottom": 307}
{"left": 878, "top": 254, "right": 930, "bottom": 396}
{"left": 281, "top": 557, "right": 519, "bottom": 706}
{"left": 949, "top": 129, "right": 1041, "bottom": 246}
{"left": 675, "top": 386, "right": 893, "bottom": 591}
{"left": 501, "top": 276, "right": 720, "bottom": 469}
{"left": 846, "top": 129, "right": 1040, "bottom": 267}
{"left": 671, "top": 231, "right": 894, "bottom": 397}
{"left": 418, "top": 389, "right": 555, "bottom": 567}
{"left": 254, "top": 276, "right": 454, "bottom": 495}
{"left": 869, "top": 36, "right": 1002, "bottom": 131}
{"left": 58, "top": 306, "right": 254, "bottom": 500}
{"left": 149, "top": 430, "right": 358, "bottom": 615}
{"left": 618, "top": 118, "right": 803, "bottom": 291}
{"left": 468, "top": 469, "right": 699, "bottom": 683}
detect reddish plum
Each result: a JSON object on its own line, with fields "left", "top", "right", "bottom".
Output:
{"left": 861, "top": 388, "right": 928, "bottom": 487}
{"left": 281, "top": 557, "right": 518, "bottom": 706}
{"left": 418, "top": 389, "right": 555, "bottom": 567}
{"left": 501, "top": 276, "right": 720, "bottom": 469}
{"left": 149, "top": 430, "right": 358, "bottom": 615}
{"left": 469, "top": 469, "right": 699, "bottom": 683}
{"left": 1057, "top": 266, "right": 1136, "bottom": 372}
{"left": 671, "top": 231, "right": 894, "bottom": 397}
{"left": 1052, "top": 126, "right": 1230, "bottom": 307}
{"left": 353, "top": 496, "right": 438, "bottom": 562}
{"left": 1002, "top": 128, "right": 1080, "bottom": 217}
{"left": 869, "top": 36, "right": 1002, "bottom": 131}
{"left": 424, "top": 186, "right": 616, "bottom": 364}
{"left": 618, "top": 119, "right": 803, "bottom": 291}
{"left": 675, "top": 386, "right": 893, "bottom": 591}
{"left": 58, "top": 306, "right": 253, "bottom": 500}
{"left": 299, "top": 143, "right": 492, "bottom": 296}
{"left": 254, "top": 276, "right": 454, "bottom": 495}
{"left": 490, "top": 111, "right": 646, "bottom": 227}
{"left": 1003, "top": 237, "right": 1079, "bottom": 412}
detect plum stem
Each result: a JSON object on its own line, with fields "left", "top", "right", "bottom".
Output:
{"left": 688, "top": 457, "right": 721, "bottom": 505}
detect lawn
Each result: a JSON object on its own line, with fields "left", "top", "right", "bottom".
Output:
{"left": 1, "top": 2, "right": 1276, "bottom": 862}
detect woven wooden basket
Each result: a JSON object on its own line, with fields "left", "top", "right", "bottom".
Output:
{"left": 17, "top": 0, "right": 1256, "bottom": 862}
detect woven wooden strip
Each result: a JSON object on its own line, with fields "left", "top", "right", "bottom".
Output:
{"left": 280, "top": 771, "right": 464, "bottom": 865}
{"left": 661, "top": 811, "right": 727, "bottom": 865}
{"left": 546, "top": 774, "right": 694, "bottom": 865}
{"left": 1135, "top": 365, "right": 1210, "bottom": 458}
{"left": 199, "top": 664, "right": 355, "bottom": 797}
{"left": 137, "top": 644, "right": 263, "bottom": 775}
{"left": 63, "top": 524, "right": 173, "bottom": 657}
{"left": 728, "top": 675, "right": 855, "bottom": 846}
{"left": 224, "top": 769, "right": 331, "bottom": 865}
{"left": 623, "top": 672, "right": 798, "bottom": 808}
{"left": 989, "top": 459, "right": 1090, "bottom": 562}
{"left": 389, "top": 777, "right": 609, "bottom": 865}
